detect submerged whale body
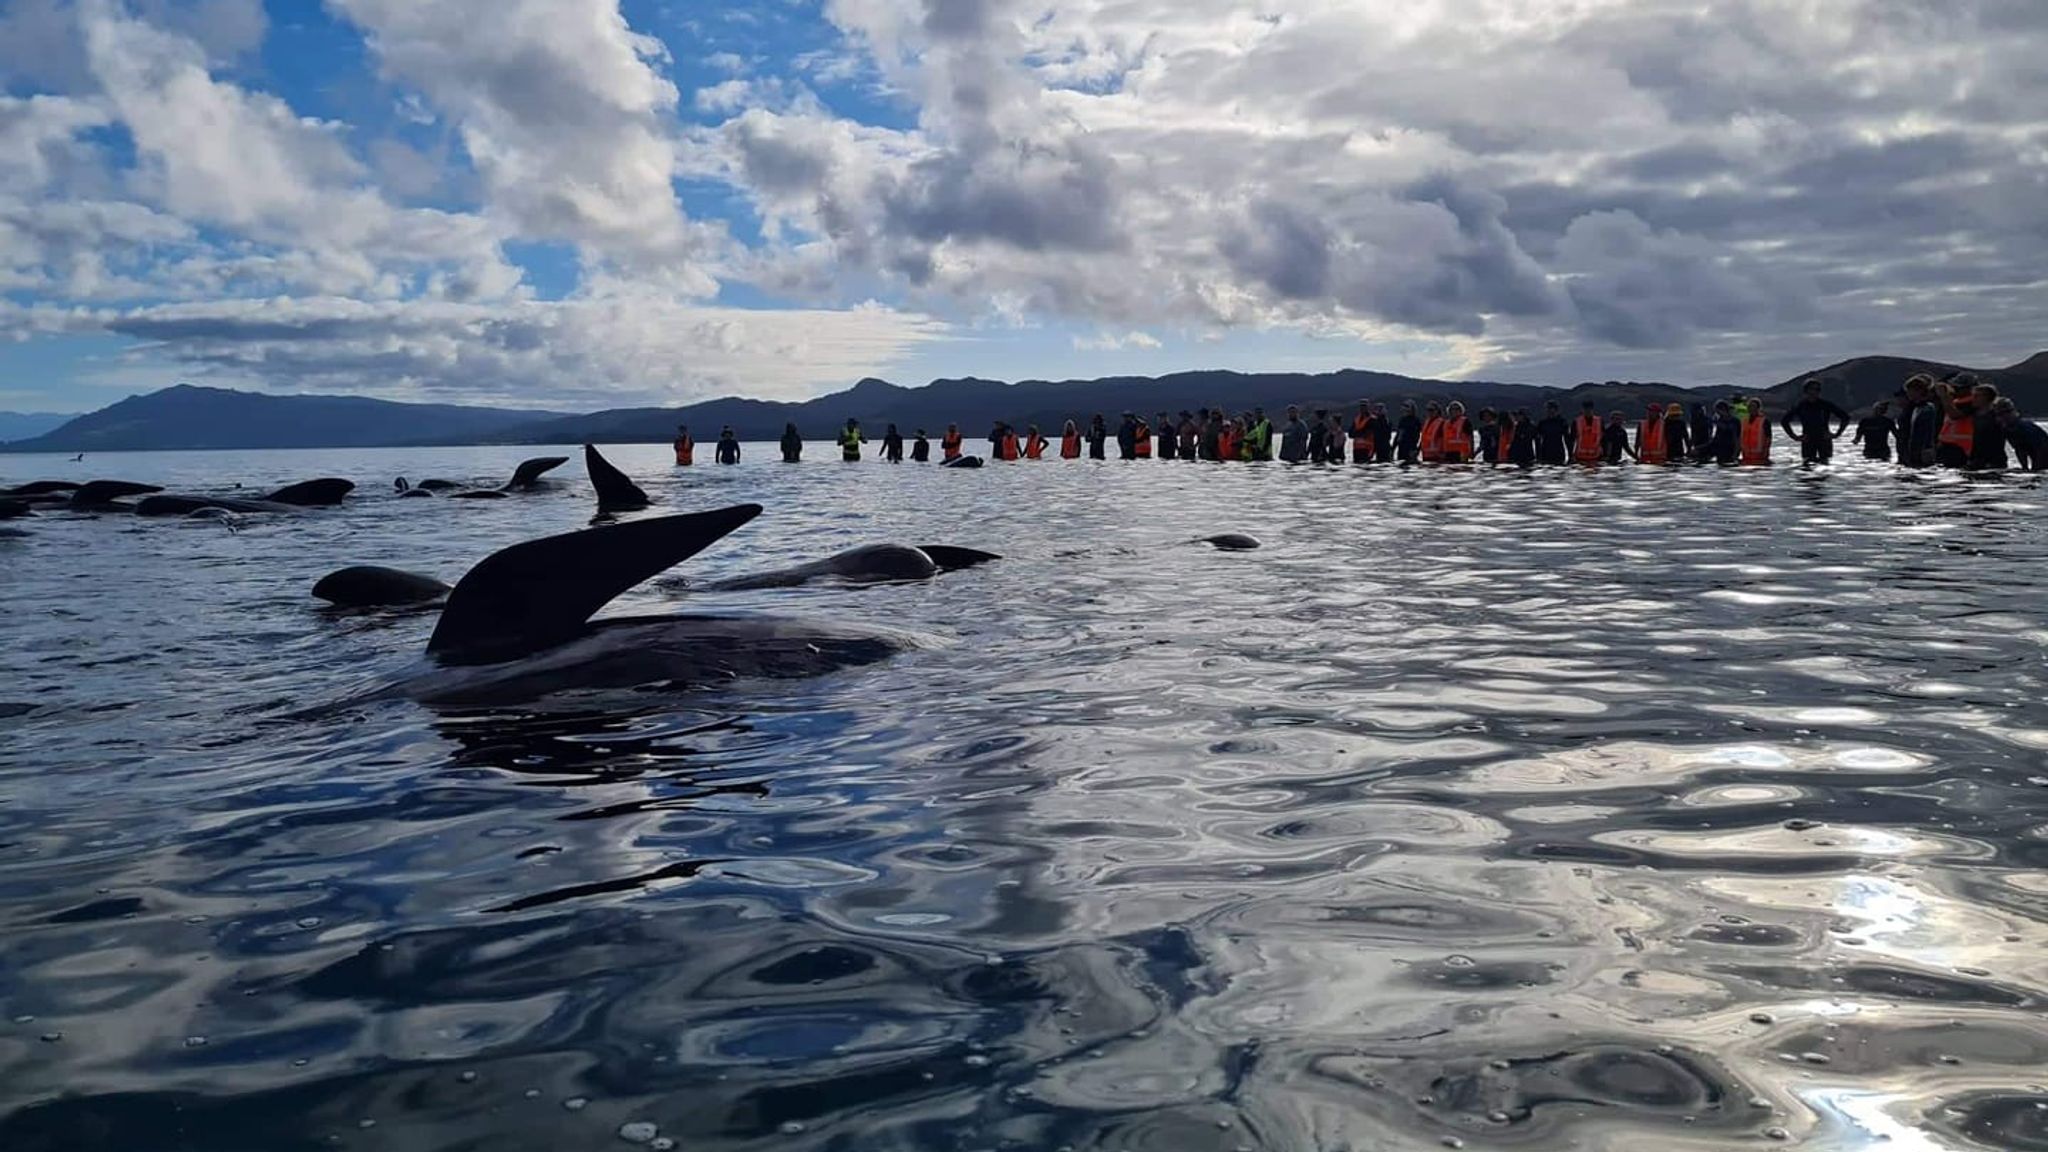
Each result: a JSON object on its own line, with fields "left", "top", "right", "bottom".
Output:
{"left": 137, "top": 494, "right": 298, "bottom": 516}
{"left": 700, "top": 543, "right": 1003, "bottom": 591}
{"left": 313, "top": 566, "right": 452, "bottom": 608}
{"left": 0, "top": 499, "right": 32, "bottom": 520}
{"left": 70, "top": 480, "right": 162, "bottom": 509}
{"left": 1, "top": 481, "right": 79, "bottom": 497}
{"left": 264, "top": 478, "right": 354, "bottom": 506}
{"left": 584, "top": 444, "right": 649, "bottom": 512}
{"left": 1201, "top": 533, "right": 1262, "bottom": 551}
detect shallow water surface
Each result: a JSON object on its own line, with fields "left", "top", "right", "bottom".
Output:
{"left": 4, "top": 446, "right": 2048, "bottom": 1151}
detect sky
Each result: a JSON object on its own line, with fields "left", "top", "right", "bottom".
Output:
{"left": 1, "top": 0, "right": 2044, "bottom": 414}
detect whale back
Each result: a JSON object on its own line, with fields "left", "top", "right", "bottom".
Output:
{"left": 264, "top": 478, "right": 355, "bottom": 506}
{"left": 428, "top": 504, "right": 762, "bottom": 665}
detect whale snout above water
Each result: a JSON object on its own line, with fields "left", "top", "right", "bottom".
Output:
{"left": 1200, "top": 533, "right": 1262, "bottom": 551}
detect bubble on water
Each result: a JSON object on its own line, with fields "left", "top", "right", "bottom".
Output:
{"left": 779, "top": 1121, "right": 806, "bottom": 1135}
{"left": 296, "top": 917, "right": 322, "bottom": 929}
{"left": 617, "top": 1121, "right": 658, "bottom": 1144}
{"left": 459, "top": 1071, "right": 478, "bottom": 1083}
{"left": 563, "top": 1097, "right": 588, "bottom": 1111}
{"left": 184, "top": 1036, "right": 208, "bottom": 1048}
{"left": 964, "top": 1054, "right": 990, "bottom": 1067}
{"left": 651, "top": 1140, "right": 675, "bottom": 1151}
{"left": 39, "top": 1032, "right": 61, "bottom": 1042}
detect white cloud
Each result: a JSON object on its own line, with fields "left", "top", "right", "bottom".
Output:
{"left": 1072, "top": 330, "right": 1161, "bottom": 352}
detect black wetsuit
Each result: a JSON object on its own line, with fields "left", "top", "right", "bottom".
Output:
{"left": 1507, "top": 421, "right": 1536, "bottom": 467}
{"left": 1394, "top": 415, "right": 1422, "bottom": 464}
{"left": 1478, "top": 423, "right": 1502, "bottom": 464}
{"left": 1688, "top": 407, "right": 1712, "bottom": 462}
{"left": 780, "top": 432, "right": 802, "bottom": 462}
{"left": 1200, "top": 421, "right": 1221, "bottom": 461}
{"left": 716, "top": 436, "right": 740, "bottom": 465}
{"left": 1087, "top": 424, "right": 1107, "bottom": 460}
{"left": 1709, "top": 415, "right": 1739, "bottom": 464}
{"left": 911, "top": 436, "right": 930, "bottom": 462}
{"left": 1116, "top": 420, "right": 1136, "bottom": 459}
{"left": 1903, "top": 402, "right": 1940, "bottom": 467}
{"left": 1853, "top": 416, "right": 1894, "bottom": 461}
{"left": 1600, "top": 424, "right": 1630, "bottom": 463}
{"left": 1972, "top": 411, "right": 2009, "bottom": 470}
{"left": 1782, "top": 398, "right": 1850, "bottom": 464}
{"left": 1535, "top": 416, "right": 1568, "bottom": 465}
{"left": 2006, "top": 420, "right": 2048, "bottom": 471}
{"left": 1662, "top": 414, "right": 1690, "bottom": 462}
{"left": 883, "top": 431, "right": 904, "bottom": 463}
{"left": 1371, "top": 417, "right": 1395, "bottom": 463}
{"left": 1157, "top": 421, "right": 1178, "bottom": 460}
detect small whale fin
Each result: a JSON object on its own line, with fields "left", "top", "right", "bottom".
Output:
{"left": 584, "top": 444, "right": 650, "bottom": 511}
{"left": 505, "top": 455, "right": 569, "bottom": 490}
{"left": 428, "top": 504, "right": 762, "bottom": 665}
{"left": 916, "top": 545, "right": 1001, "bottom": 572}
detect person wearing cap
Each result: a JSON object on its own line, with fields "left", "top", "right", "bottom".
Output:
{"left": 837, "top": 417, "right": 863, "bottom": 462}
{"left": 716, "top": 425, "right": 741, "bottom": 465}
{"left": 910, "top": 428, "right": 931, "bottom": 462}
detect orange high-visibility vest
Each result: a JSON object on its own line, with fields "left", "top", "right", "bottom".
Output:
{"left": 1740, "top": 415, "right": 1771, "bottom": 465}
{"left": 942, "top": 432, "right": 962, "bottom": 460}
{"left": 1439, "top": 417, "right": 1472, "bottom": 462}
{"left": 1573, "top": 415, "right": 1603, "bottom": 462}
{"left": 997, "top": 432, "right": 1020, "bottom": 461}
{"left": 1420, "top": 416, "right": 1445, "bottom": 462}
{"left": 1134, "top": 422, "right": 1152, "bottom": 458}
{"left": 1351, "top": 415, "right": 1375, "bottom": 457}
{"left": 1218, "top": 428, "right": 1240, "bottom": 460}
{"left": 1025, "top": 434, "right": 1047, "bottom": 460}
{"left": 673, "top": 436, "right": 693, "bottom": 466}
{"left": 1938, "top": 412, "right": 1975, "bottom": 460}
{"left": 1060, "top": 431, "right": 1080, "bottom": 458}
{"left": 1639, "top": 418, "right": 1667, "bottom": 464}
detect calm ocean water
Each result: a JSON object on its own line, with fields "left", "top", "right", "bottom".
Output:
{"left": 5, "top": 443, "right": 2048, "bottom": 1151}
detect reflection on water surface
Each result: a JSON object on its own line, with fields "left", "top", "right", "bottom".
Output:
{"left": 4, "top": 445, "right": 2048, "bottom": 1150}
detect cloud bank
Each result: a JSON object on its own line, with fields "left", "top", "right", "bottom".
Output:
{"left": 2, "top": 0, "right": 2044, "bottom": 405}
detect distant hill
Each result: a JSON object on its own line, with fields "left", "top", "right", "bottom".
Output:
{"left": 4, "top": 384, "right": 567, "bottom": 452}
{"left": 0, "top": 411, "right": 75, "bottom": 443}
{"left": 6, "top": 353, "right": 2043, "bottom": 452}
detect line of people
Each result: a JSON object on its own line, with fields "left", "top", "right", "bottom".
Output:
{"left": 668, "top": 373, "right": 2047, "bottom": 472}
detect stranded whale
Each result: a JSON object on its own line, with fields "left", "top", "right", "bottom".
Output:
{"left": 315, "top": 507, "right": 987, "bottom": 705}
{"left": 697, "top": 543, "right": 1002, "bottom": 591}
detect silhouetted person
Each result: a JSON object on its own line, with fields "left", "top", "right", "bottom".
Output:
{"left": 883, "top": 423, "right": 904, "bottom": 463}
{"left": 1535, "top": 401, "right": 1568, "bottom": 465}
{"left": 780, "top": 422, "right": 802, "bottom": 463}
{"left": 1853, "top": 403, "right": 1894, "bottom": 461}
{"left": 715, "top": 425, "right": 740, "bottom": 465}
{"left": 1781, "top": 378, "right": 1850, "bottom": 464}
{"left": 911, "top": 429, "right": 930, "bottom": 462}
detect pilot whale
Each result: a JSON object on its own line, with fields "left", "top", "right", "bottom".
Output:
{"left": 319, "top": 506, "right": 969, "bottom": 706}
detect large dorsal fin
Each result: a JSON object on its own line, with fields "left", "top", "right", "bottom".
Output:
{"left": 427, "top": 504, "right": 762, "bottom": 665}
{"left": 584, "top": 444, "right": 649, "bottom": 510}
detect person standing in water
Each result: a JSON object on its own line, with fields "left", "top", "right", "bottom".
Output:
{"left": 780, "top": 422, "right": 803, "bottom": 462}
{"left": 1706, "top": 400, "right": 1739, "bottom": 464}
{"left": 1568, "top": 401, "right": 1604, "bottom": 465}
{"left": 1419, "top": 401, "right": 1446, "bottom": 464}
{"left": 1662, "top": 402, "right": 1691, "bottom": 463}
{"left": 1024, "top": 424, "right": 1049, "bottom": 460}
{"left": 1476, "top": 408, "right": 1501, "bottom": 464}
{"left": 1156, "top": 412, "right": 1178, "bottom": 460}
{"left": 1393, "top": 401, "right": 1422, "bottom": 464}
{"left": 673, "top": 424, "right": 695, "bottom": 466}
{"left": 882, "top": 423, "right": 904, "bottom": 463}
{"left": 1507, "top": 408, "right": 1537, "bottom": 467}
{"left": 911, "top": 429, "right": 931, "bottom": 463}
{"left": 1249, "top": 407, "right": 1275, "bottom": 460}
{"left": 1087, "top": 414, "right": 1108, "bottom": 459}
{"left": 1133, "top": 415, "right": 1154, "bottom": 458}
{"left": 1688, "top": 403, "right": 1713, "bottom": 463}
{"left": 838, "top": 418, "right": 864, "bottom": 462}
{"left": 716, "top": 425, "right": 741, "bottom": 465}
{"left": 1600, "top": 410, "right": 1632, "bottom": 463}
{"left": 1853, "top": 402, "right": 1895, "bottom": 461}
{"left": 1060, "top": 419, "right": 1082, "bottom": 459}
{"left": 1739, "top": 398, "right": 1773, "bottom": 465}
{"left": 1278, "top": 406, "right": 1310, "bottom": 463}
{"left": 1179, "top": 412, "right": 1199, "bottom": 460}
{"left": 941, "top": 423, "right": 963, "bottom": 462}
{"left": 1439, "top": 402, "right": 1474, "bottom": 463}
{"left": 992, "top": 422, "right": 1021, "bottom": 461}
{"left": 1780, "top": 378, "right": 1850, "bottom": 464}
{"left": 1535, "top": 401, "right": 1569, "bottom": 465}
{"left": 1994, "top": 399, "right": 2048, "bottom": 471}
{"left": 1635, "top": 402, "right": 1671, "bottom": 464}
{"left": 1116, "top": 413, "right": 1137, "bottom": 459}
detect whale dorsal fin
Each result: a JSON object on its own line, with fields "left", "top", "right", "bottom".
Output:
{"left": 428, "top": 504, "right": 762, "bottom": 665}
{"left": 584, "top": 444, "right": 650, "bottom": 510}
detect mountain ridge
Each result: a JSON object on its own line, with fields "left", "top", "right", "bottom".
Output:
{"left": 7, "top": 353, "right": 2044, "bottom": 453}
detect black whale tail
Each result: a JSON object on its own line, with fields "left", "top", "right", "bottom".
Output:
{"left": 427, "top": 504, "right": 762, "bottom": 666}
{"left": 505, "top": 455, "right": 569, "bottom": 490}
